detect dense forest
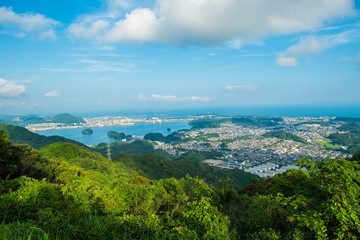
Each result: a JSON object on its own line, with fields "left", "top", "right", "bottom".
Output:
{"left": 188, "top": 116, "right": 284, "bottom": 130}
{"left": 0, "top": 123, "right": 87, "bottom": 149}
{"left": 107, "top": 131, "right": 127, "bottom": 140}
{"left": 0, "top": 113, "right": 85, "bottom": 126}
{"left": 328, "top": 121, "right": 360, "bottom": 154}
{"left": 262, "top": 130, "right": 307, "bottom": 143}
{"left": 1, "top": 127, "right": 360, "bottom": 239}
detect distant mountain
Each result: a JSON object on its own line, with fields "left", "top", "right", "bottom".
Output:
{"left": 51, "top": 113, "right": 85, "bottom": 124}
{"left": 335, "top": 117, "right": 360, "bottom": 122}
{"left": 3, "top": 113, "right": 85, "bottom": 126}
{"left": 0, "top": 123, "right": 87, "bottom": 149}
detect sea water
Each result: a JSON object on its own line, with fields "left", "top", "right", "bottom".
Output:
{"left": 35, "top": 121, "right": 190, "bottom": 146}
{"left": 35, "top": 105, "right": 360, "bottom": 145}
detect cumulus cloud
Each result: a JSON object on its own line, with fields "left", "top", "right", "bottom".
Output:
{"left": 276, "top": 56, "right": 298, "bottom": 67}
{"left": 182, "top": 96, "right": 211, "bottom": 101}
{"left": 151, "top": 94, "right": 177, "bottom": 101}
{"left": 0, "top": 7, "right": 60, "bottom": 40}
{"left": 0, "top": 78, "right": 26, "bottom": 98}
{"left": 138, "top": 94, "right": 211, "bottom": 102}
{"left": 277, "top": 30, "right": 360, "bottom": 67}
{"left": 227, "top": 85, "right": 262, "bottom": 91}
{"left": 45, "top": 90, "right": 59, "bottom": 97}
{"left": 67, "top": 0, "right": 355, "bottom": 45}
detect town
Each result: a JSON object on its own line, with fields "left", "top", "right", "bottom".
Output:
{"left": 24, "top": 114, "right": 350, "bottom": 178}
{"left": 153, "top": 116, "right": 349, "bottom": 178}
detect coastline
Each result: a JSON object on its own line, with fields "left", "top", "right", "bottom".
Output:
{"left": 26, "top": 116, "right": 196, "bottom": 131}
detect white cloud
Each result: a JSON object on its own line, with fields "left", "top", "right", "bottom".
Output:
{"left": 151, "top": 94, "right": 177, "bottom": 101}
{"left": 277, "top": 30, "right": 360, "bottom": 67}
{"left": 183, "top": 96, "right": 211, "bottom": 102}
{"left": 137, "top": 94, "right": 146, "bottom": 101}
{"left": 139, "top": 94, "right": 211, "bottom": 102}
{"left": 45, "top": 90, "right": 59, "bottom": 97}
{"left": 226, "top": 85, "right": 262, "bottom": 91}
{"left": 276, "top": 56, "right": 298, "bottom": 67}
{"left": 40, "top": 58, "right": 137, "bottom": 72}
{"left": 0, "top": 78, "right": 26, "bottom": 98}
{"left": 67, "top": 0, "right": 355, "bottom": 45}
{"left": 0, "top": 7, "right": 60, "bottom": 40}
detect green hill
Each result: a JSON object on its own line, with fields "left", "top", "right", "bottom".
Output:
{"left": 94, "top": 140, "right": 171, "bottom": 159}
{"left": 0, "top": 123, "right": 87, "bottom": 149}
{"left": 232, "top": 116, "right": 284, "bottom": 127}
{"left": 52, "top": 113, "right": 85, "bottom": 124}
{"left": 328, "top": 122, "right": 360, "bottom": 154}
{"left": 262, "top": 130, "right": 307, "bottom": 143}
{"left": 1, "top": 131, "right": 360, "bottom": 239}
{"left": 3, "top": 113, "right": 85, "bottom": 125}
{"left": 113, "top": 153, "right": 256, "bottom": 190}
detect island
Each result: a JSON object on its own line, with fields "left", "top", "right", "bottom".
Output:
{"left": 108, "top": 131, "right": 126, "bottom": 140}
{"left": 82, "top": 128, "right": 93, "bottom": 134}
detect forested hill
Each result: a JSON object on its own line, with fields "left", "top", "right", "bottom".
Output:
{"left": 328, "top": 121, "right": 360, "bottom": 154}
{"left": 0, "top": 123, "right": 87, "bottom": 149}
{"left": 262, "top": 130, "right": 307, "bottom": 143}
{"left": 0, "top": 113, "right": 85, "bottom": 125}
{"left": 1, "top": 131, "right": 360, "bottom": 239}
{"left": 113, "top": 153, "right": 256, "bottom": 190}
{"left": 51, "top": 113, "right": 85, "bottom": 124}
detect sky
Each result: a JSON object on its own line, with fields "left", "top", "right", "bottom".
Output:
{"left": 0, "top": 0, "right": 359, "bottom": 115}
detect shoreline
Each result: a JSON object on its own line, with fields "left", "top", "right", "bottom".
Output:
{"left": 25, "top": 116, "right": 194, "bottom": 132}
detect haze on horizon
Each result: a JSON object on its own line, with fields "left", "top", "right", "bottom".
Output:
{"left": 0, "top": 0, "right": 359, "bottom": 115}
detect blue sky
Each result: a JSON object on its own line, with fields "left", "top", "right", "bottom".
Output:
{"left": 0, "top": 0, "right": 359, "bottom": 115}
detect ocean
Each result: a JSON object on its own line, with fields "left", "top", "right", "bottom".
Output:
{"left": 35, "top": 105, "right": 360, "bottom": 146}
{"left": 35, "top": 121, "right": 190, "bottom": 146}
{"left": 77, "top": 105, "right": 360, "bottom": 118}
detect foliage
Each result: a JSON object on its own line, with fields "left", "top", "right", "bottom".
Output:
{"left": 2, "top": 131, "right": 360, "bottom": 239}
{"left": 231, "top": 116, "right": 283, "bottom": 127}
{"left": 144, "top": 132, "right": 165, "bottom": 141}
{"left": 8, "top": 113, "right": 85, "bottom": 125}
{"left": 328, "top": 122, "right": 360, "bottom": 154}
{"left": 82, "top": 128, "right": 93, "bottom": 134}
{"left": 179, "top": 150, "right": 223, "bottom": 161}
{"left": 94, "top": 140, "right": 171, "bottom": 160}
{"left": 338, "top": 122, "right": 360, "bottom": 132}
{"left": 0, "top": 123, "right": 87, "bottom": 149}
{"left": 113, "top": 153, "right": 256, "bottom": 190}
{"left": 263, "top": 130, "right": 307, "bottom": 143}
{"left": 189, "top": 119, "right": 223, "bottom": 129}
{"left": 315, "top": 140, "right": 342, "bottom": 150}
{"left": 107, "top": 131, "right": 126, "bottom": 140}
{"left": 295, "top": 121, "right": 330, "bottom": 126}
{"left": 335, "top": 117, "right": 360, "bottom": 123}
{"left": 349, "top": 144, "right": 360, "bottom": 155}
{"left": 219, "top": 157, "right": 360, "bottom": 239}
{"left": 51, "top": 113, "right": 85, "bottom": 124}
{"left": 0, "top": 135, "right": 232, "bottom": 239}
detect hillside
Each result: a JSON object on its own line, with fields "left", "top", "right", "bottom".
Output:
{"left": 94, "top": 140, "right": 171, "bottom": 159}
{"left": 2, "top": 113, "right": 85, "bottom": 126}
{"left": 262, "top": 130, "right": 307, "bottom": 143}
{"left": 328, "top": 122, "right": 360, "bottom": 154}
{"left": 0, "top": 123, "right": 87, "bottom": 149}
{"left": 1, "top": 131, "right": 360, "bottom": 239}
{"left": 51, "top": 113, "right": 85, "bottom": 124}
{"left": 113, "top": 153, "right": 256, "bottom": 190}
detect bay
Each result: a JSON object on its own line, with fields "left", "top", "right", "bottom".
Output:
{"left": 35, "top": 121, "right": 190, "bottom": 146}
